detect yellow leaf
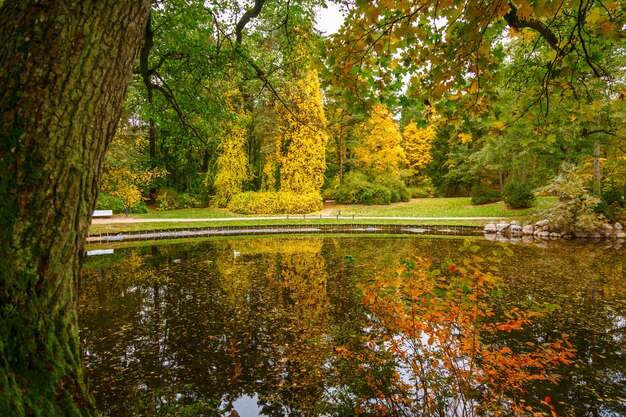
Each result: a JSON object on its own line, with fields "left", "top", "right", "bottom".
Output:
{"left": 469, "top": 81, "right": 479, "bottom": 94}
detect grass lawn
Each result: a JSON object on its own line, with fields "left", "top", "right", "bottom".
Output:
{"left": 89, "top": 197, "right": 556, "bottom": 235}
{"left": 134, "top": 207, "right": 240, "bottom": 218}
{"left": 329, "top": 196, "right": 556, "bottom": 218}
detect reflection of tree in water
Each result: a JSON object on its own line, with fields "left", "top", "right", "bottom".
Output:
{"left": 80, "top": 237, "right": 626, "bottom": 416}
{"left": 491, "top": 242, "right": 626, "bottom": 417}
{"left": 80, "top": 238, "right": 337, "bottom": 416}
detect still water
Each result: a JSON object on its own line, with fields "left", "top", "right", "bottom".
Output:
{"left": 80, "top": 236, "right": 626, "bottom": 416}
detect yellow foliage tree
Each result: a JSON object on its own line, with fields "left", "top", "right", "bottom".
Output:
{"left": 354, "top": 103, "right": 406, "bottom": 175}
{"left": 403, "top": 122, "right": 435, "bottom": 177}
{"left": 274, "top": 69, "right": 329, "bottom": 195}
{"left": 212, "top": 117, "right": 252, "bottom": 207}
{"left": 100, "top": 127, "right": 165, "bottom": 211}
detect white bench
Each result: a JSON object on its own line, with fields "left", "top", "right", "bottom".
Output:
{"left": 92, "top": 210, "right": 113, "bottom": 218}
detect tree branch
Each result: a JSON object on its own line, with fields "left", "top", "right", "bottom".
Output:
{"left": 235, "top": 0, "right": 266, "bottom": 45}
{"left": 503, "top": 2, "right": 560, "bottom": 51}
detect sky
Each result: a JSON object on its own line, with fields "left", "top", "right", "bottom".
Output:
{"left": 314, "top": 2, "right": 345, "bottom": 35}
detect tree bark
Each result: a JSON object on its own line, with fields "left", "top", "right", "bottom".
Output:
{"left": 0, "top": 1, "right": 150, "bottom": 415}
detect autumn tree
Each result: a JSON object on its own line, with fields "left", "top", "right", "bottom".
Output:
{"left": 326, "top": 0, "right": 625, "bottom": 112}
{"left": 274, "top": 69, "right": 329, "bottom": 195}
{"left": 100, "top": 125, "right": 166, "bottom": 212}
{"left": 210, "top": 91, "right": 252, "bottom": 207}
{"left": 353, "top": 102, "right": 406, "bottom": 175}
{"left": 403, "top": 122, "right": 435, "bottom": 178}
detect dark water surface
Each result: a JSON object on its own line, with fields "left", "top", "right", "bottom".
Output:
{"left": 80, "top": 236, "right": 626, "bottom": 416}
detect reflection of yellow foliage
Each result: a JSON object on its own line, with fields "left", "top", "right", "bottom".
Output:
{"left": 242, "top": 238, "right": 326, "bottom": 255}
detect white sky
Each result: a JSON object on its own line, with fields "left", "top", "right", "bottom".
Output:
{"left": 314, "top": 2, "right": 345, "bottom": 35}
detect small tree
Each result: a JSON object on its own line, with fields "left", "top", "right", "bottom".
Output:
{"left": 541, "top": 163, "right": 607, "bottom": 232}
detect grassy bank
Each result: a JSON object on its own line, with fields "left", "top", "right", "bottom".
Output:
{"left": 89, "top": 197, "right": 556, "bottom": 235}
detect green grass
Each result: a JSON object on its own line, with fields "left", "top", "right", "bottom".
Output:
{"left": 89, "top": 197, "right": 557, "bottom": 235}
{"left": 134, "top": 207, "right": 240, "bottom": 219}
{"left": 330, "top": 197, "right": 556, "bottom": 218}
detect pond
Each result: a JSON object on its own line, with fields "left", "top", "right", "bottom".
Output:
{"left": 80, "top": 236, "right": 626, "bottom": 416}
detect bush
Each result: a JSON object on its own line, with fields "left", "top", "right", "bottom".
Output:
{"left": 359, "top": 183, "right": 392, "bottom": 205}
{"left": 227, "top": 191, "right": 323, "bottom": 214}
{"left": 156, "top": 189, "right": 203, "bottom": 210}
{"left": 471, "top": 186, "right": 501, "bottom": 205}
{"left": 176, "top": 192, "right": 201, "bottom": 209}
{"left": 373, "top": 175, "right": 410, "bottom": 203}
{"left": 334, "top": 172, "right": 409, "bottom": 205}
{"left": 602, "top": 187, "right": 625, "bottom": 207}
{"left": 540, "top": 163, "right": 606, "bottom": 232}
{"left": 502, "top": 181, "right": 535, "bottom": 209}
{"left": 130, "top": 200, "right": 149, "bottom": 214}
{"left": 95, "top": 193, "right": 125, "bottom": 214}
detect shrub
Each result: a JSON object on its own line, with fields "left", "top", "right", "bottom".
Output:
{"left": 373, "top": 175, "right": 410, "bottom": 203}
{"left": 596, "top": 187, "right": 624, "bottom": 223}
{"left": 334, "top": 172, "right": 371, "bottom": 204}
{"left": 359, "top": 183, "right": 391, "bottom": 205}
{"left": 540, "top": 163, "right": 606, "bottom": 232}
{"left": 227, "top": 191, "right": 323, "bottom": 214}
{"left": 95, "top": 193, "right": 125, "bottom": 214}
{"left": 156, "top": 188, "right": 177, "bottom": 211}
{"left": 156, "top": 189, "right": 203, "bottom": 210}
{"left": 334, "top": 172, "right": 409, "bottom": 205}
{"left": 602, "top": 187, "right": 625, "bottom": 207}
{"left": 502, "top": 181, "right": 535, "bottom": 209}
{"left": 471, "top": 185, "right": 501, "bottom": 205}
{"left": 130, "top": 200, "right": 149, "bottom": 214}
{"left": 176, "top": 192, "right": 201, "bottom": 209}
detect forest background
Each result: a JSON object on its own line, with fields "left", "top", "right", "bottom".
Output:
{"left": 99, "top": 0, "right": 626, "bottom": 229}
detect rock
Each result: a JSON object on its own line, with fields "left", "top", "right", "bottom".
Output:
{"left": 510, "top": 225, "right": 522, "bottom": 234}
{"left": 615, "top": 222, "right": 623, "bottom": 230}
{"left": 522, "top": 225, "right": 534, "bottom": 235}
{"left": 549, "top": 232, "right": 560, "bottom": 239}
{"left": 510, "top": 220, "right": 519, "bottom": 226}
{"left": 535, "top": 219, "right": 550, "bottom": 227}
{"left": 484, "top": 222, "right": 497, "bottom": 233}
{"left": 616, "top": 231, "right": 626, "bottom": 238}
{"left": 537, "top": 231, "right": 550, "bottom": 239}
{"left": 496, "top": 222, "right": 511, "bottom": 232}
{"left": 602, "top": 223, "right": 614, "bottom": 232}
{"left": 573, "top": 231, "right": 588, "bottom": 238}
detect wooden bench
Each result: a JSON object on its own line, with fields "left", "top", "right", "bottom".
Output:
{"left": 92, "top": 209, "right": 113, "bottom": 218}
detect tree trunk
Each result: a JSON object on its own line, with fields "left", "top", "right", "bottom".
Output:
{"left": 0, "top": 1, "right": 150, "bottom": 415}
{"left": 339, "top": 124, "right": 344, "bottom": 185}
{"left": 593, "top": 141, "right": 601, "bottom": 195}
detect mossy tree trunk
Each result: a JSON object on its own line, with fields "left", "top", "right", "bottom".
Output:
{"left": 0, "top": 1, "right": 150, "bottom": 415}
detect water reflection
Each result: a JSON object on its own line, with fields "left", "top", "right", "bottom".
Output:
{"left": 80, "top": 237, "right": 626, "bottom": 416}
